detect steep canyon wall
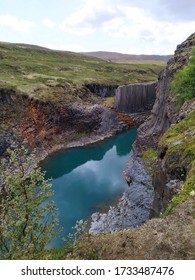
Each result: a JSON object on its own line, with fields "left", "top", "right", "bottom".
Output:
{"left": 90, "top": 33, "right": 195, "bottom": 235}
{"left": 0, "top": 87, "right": 125, "bottom": 158}
{"left": 135, "top": 33, "right": 195, "bottom": 217}
{"left": 115, "top": 81, "right": 157, "bottom": 113}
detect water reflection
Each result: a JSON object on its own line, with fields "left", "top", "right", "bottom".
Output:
{"left": 41, "top": 128, "right": 137, "bottom": 247}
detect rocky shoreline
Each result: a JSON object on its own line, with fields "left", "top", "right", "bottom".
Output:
{"left": 36, "top": 129, "right": 121, "bottom": 165}
{"left": 89, "top": 149, "right": 154, "bottom": 234}
{"left": 34, "top": 110, "right": 149, "bottom": 165}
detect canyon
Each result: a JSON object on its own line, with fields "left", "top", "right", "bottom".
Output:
{"left": 0, "top": 78, "right": 155, "bottom": 162}
{"left": 0, "top": 34, "right": 195, "bottom": 260}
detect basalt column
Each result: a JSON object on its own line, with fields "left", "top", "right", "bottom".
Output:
{"left": 115, "top": 81, "right": 157, "bottom": 113}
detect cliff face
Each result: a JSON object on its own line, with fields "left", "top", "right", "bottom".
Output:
{"left": 136, "top": 33, "right": 195, "bottom": 217}
{"left": 0, "top": 87, "right": 124, "bottom": 158}
{"left": 114, "top": 81, "right": 157, "bottom": 113}
{"left": 136, "top": 33, "right": 195, "bottom": 151}
{"left": 90, "top": 33, "right": 195, "bottom": 235}
{"left": 90, "top": 154, "right": 154, "bottom": 234}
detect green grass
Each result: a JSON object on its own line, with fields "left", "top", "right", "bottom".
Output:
{"left": 0, "top": 42, "right": 164, "bottom": 102}
{"left": 171, "top": 48, "right": 195, "bottom": 106}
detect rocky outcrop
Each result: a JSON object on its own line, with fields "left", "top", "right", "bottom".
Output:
{"left": 85, "top": 84, "right": 117, "bottom": 97}
{"left": 136, "top": 33, "right": 195, "bottom": 151}
{"left": 69, "top": 199, "right": 195, "bottom": 260}
{"left": 90, "top": 153, "right": 154, "bottom": 233}
{"left": 136, "top": 33, "right": 195, "bottom": 217}
{"left": 114, "top": 81, "right": 157, "bottom": 113}
{"left": 0, "top": 88, "right": 16, "bottom": 104}
{"left": 150, "top": 108, "right": 195, "bottom": 217}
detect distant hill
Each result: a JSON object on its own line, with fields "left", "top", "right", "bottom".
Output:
{"left": 81, "top": 51, "right": 172, "bottom": 64}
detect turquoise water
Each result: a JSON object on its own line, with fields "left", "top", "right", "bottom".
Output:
{"left": 41, "top": 128, "right": 137, "bottom": 247}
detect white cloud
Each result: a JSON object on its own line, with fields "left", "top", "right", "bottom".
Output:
{"left": 102, "top": 17, "right": 123, "bottom": 32}
{"left": 99, "top": 3, "right": 195, "bottom": 54}
{"left": 0, "top": 14, "right": 34, "bottom": 32}
{"left": 44, "top": 0, "right": 195, "bottom": 54}
{"left": 31, "top": 0, "right": 195, "bottom": 54}
{"left": 59, "top": 0, "right": 123, "bottom": 35}
{"left": 42, "top": 19, "right": 56, "bottom": 28}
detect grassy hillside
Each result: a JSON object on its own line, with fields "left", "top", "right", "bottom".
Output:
{"left": 0, "top": 42, "right": 163, "bottom": 101}
{"left": 81, "top": 51, "right": 172, "bottom": 64}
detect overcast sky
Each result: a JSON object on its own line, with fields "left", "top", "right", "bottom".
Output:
{"left": 0, "top": 0, "right": 195, "bottom": 54}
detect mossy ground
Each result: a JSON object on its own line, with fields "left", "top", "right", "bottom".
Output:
{"left": 171, "top": 48, "right": 195, "bottom": 106}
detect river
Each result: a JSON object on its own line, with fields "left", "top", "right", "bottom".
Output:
{"left": 41, "top": 128, "right": 137, "bottom": 247}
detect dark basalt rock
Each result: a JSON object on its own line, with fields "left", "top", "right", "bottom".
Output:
{"left": 90, "top": 153, "right": 154, "bottom": 234}
{"left": 137, "top": 33, "right": 195, "bottom": 150}
{"left": 136, "top": 33, "right": 195, "bottom": 217}
{"left": 114, "top": 81, "right": 157, "bottom": 114}
{"left": 85, "top": 84, "right": 117, "bottom": 97}
{"left": 0, "top": 88, "right": 15, "bottom": 104}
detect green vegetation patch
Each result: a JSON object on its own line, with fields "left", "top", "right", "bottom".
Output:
{"left": 159, "top": 110, "right": 195, "bottom": 214}
{"left": 171, "top": 48, "right": 195, "bottom": 106}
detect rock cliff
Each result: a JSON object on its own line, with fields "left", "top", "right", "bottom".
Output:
{"left": 67, "top": 33, "right": 195, "bottom": 260}
{"left": 115, "top": 81, "right": 157, "bottom": 113}
{"left": 90, "top": 33, "right": 195, "bottom": 235}
{"left": 85, "top": 84, "right": 117, "bottom": 97}
{"left": 135, "top": 33, "right": 195, "bottom": 217}
{"left": 90, "top": 153, "right": 154, "bottom": 234}
{"left": 0, "top": 86, "right": 126, "bottom": 159}
{"left": 137, "top": 33, "right": 195, "bottom": 150}
{"left": 124, "top": 33, "right": 195, "bottom": 218}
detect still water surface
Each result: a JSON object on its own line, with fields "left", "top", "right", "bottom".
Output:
{"left": 41, "top": 128, "right": 137, "bottom": 247}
